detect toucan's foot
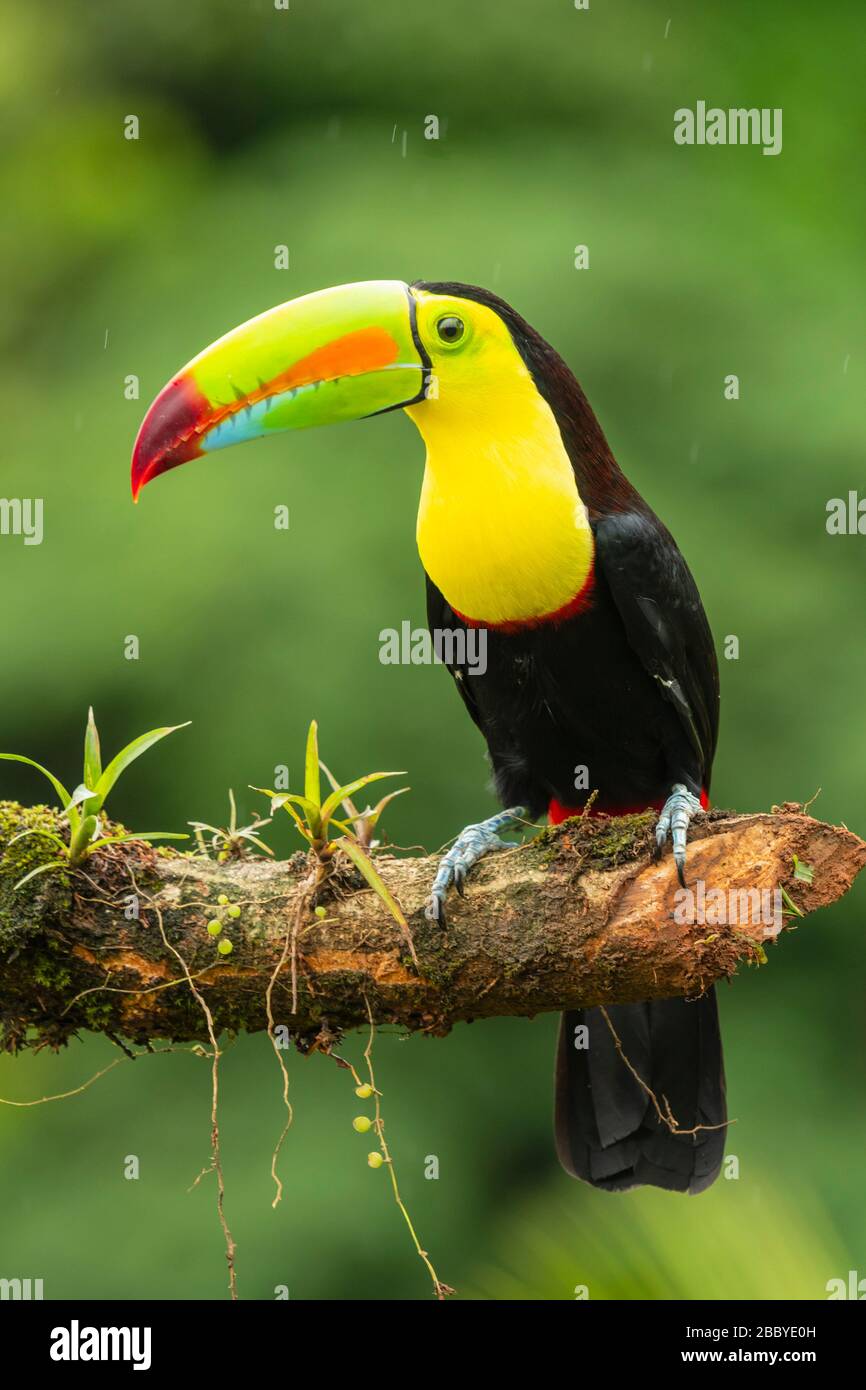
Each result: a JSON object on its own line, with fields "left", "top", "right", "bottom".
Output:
{"left": 654, "top": 784, "right": 702, "bottom": 887}
{"left": 425, "top": 806, "right": 527, "bottom": 923}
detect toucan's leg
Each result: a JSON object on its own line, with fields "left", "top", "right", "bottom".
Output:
{"left": 654, "top": 784, "right": 702, "bottom": 887}
{"left": 425, "top": 806, "right": 527, "bottom": 923}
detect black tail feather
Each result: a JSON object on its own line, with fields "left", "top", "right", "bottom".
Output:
{"left": 554, "top": 991, "right": 726, "bottom": 1194}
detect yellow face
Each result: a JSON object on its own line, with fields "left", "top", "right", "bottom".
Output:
{"left": 408, "top": 289, "right": 537, "bottom": 422}
{"left": 406, "top": 289, "right": 594, "bottom": 627}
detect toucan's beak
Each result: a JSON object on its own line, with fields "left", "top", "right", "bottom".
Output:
{"left": 131, "top": 280, "right": 430, "bottom": 500}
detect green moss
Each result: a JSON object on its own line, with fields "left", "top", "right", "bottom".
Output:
{"left": 582, "top": 812, "right": 655, "bottom": 869}
{"left": 30, "top": 939, "right": 73, "bottom": 991}
{"left": 0, "top": 801, "right": 72, "bottom": 954}
{"left": 530, "top": 810, "right": 654, "bottom": 873}
{"left": 80, "top": 996, "right": 115, "bottom": 1029}
{"left": 532, "top": 820, "right": 569, "bottom": 849}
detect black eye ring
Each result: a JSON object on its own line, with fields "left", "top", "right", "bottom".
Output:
{"left": 435, "top": 314, "right": 465, "bottom": 344}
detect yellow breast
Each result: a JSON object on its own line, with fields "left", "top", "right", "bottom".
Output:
{"left": 408, "top": 358, "right": 594, "bottom": 626}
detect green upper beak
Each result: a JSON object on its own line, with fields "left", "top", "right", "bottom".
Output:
{"left": 131, "top": 280, "right": 430, "bottom": 499}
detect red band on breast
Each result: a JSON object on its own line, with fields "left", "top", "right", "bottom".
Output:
{"left": 453, "top": 566, "right": 595, "bottom": 633}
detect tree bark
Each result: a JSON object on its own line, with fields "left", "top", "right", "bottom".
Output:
{"left": 0, "top": 800, "right": 863, "bottom": 1051}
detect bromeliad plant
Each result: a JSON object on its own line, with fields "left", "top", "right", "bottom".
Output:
{"left": 1, "top": 708, "right": 189, "bottom": 888}
{"left": 253, "top": 721, "right": 417, "bottom": 964}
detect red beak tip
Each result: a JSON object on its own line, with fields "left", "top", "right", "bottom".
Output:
{"left": 130, "top": 372, "right": 208, "bottom": 503}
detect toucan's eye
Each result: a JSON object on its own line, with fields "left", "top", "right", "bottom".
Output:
{"left": 436, "top": 315, "right": 465, "bottom": 344}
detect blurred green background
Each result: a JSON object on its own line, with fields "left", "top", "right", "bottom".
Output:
{"left": 1, "top": 0, "right": 864, "bottom": 1300}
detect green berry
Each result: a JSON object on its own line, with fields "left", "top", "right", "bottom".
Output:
{"left": 227, "top": 904, "right": 241, "bottom": 919}
{"left": 355, "top": 1083, "right": 373, "bottom": 1099}
{"left": 217, "top": 894, "right": 229, "bottom": 906}
{"left": 367, "top": 1152, "right": 384, "bottom": 1169}
{"left": 314, "top": 905, "right": 327, "bottom": 919}
{"left": 207, "top": 919, "right": 223, "bottom": 936}
{"left": 217, "top": 939, "right": 233, "bottom": 955}
{"left": 352, "top": 1115, "right": 372, "bottom": 1133}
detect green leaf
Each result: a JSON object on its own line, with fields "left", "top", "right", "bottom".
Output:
{"left": 66, "top": 783, "right": 100, "bottom": 814}
{"left": 85, "top": 832, "right": 189, "bottom": 853}
{"left": 304, "top": 720, "right": 321, "bottom": 810}
{"left": 0, "top": 754, "right": 73, "bottom": 817}
{"left": 320, "top": 772, "right": 405, "bottom": 827}
{"left": 337, "top": 836, "right": 418, "bottom": 966}
{"left": 83, "top": 707, "right": 102, "bottom": 809}
{"left": 779, "top": 885, "right": 804, "bottom": 919}
{"left": 251, "top": 787, "right": 314, "bottom": 843}
{"left": 127, "top": 831, "right": 189, "bottom": 842}
{"left": 255, "top": 787, "right": 319, "bottom": 823}
{"left": 8, "top": 828, "right": 69, "bottom": 855}
{"left": 93, "top": 722, "right": 190, "bottom": 811}
{"left": 13, "top": 861, "right": 65, "bottom": 891}
{"left": 283, "top": 793, "right": 320, "bottom": 819}
{"left": 792, "top": 855, "right": 814, "bottom": 885}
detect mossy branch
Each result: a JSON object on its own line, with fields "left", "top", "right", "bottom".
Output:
{"left": 0, "top": 799, "right": 863, "bottom": 1051}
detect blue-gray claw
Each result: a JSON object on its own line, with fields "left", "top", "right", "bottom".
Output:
{"left": 655, "top": 784, "right": 702, "bottom": 887}
{"left": 424, "top": 806, "right": 527, "bottom": 923}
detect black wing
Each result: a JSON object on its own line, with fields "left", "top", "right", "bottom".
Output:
{"left": 594, "top": 509, "right": 719, "bottom": 790}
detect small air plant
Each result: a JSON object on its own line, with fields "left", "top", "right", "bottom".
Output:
{"left": 189, "top": 790, "right": 273, "bottom": 862}
{"left": 252, "top": 720, "right": 416, "bottom": 964}
{"left": 0, "top": 708, "right": 189, "bottom": 888}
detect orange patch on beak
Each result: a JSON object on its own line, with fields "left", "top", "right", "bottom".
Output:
{"left": 184, "top": 325, "right": 402, "bottom": 445}
{"left": 268, "top": 325, "right": 400, "bottom": 394}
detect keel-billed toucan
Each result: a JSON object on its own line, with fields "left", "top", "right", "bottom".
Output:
{"left": 132, "top": 280, "right": 726, "bottom": 1194}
